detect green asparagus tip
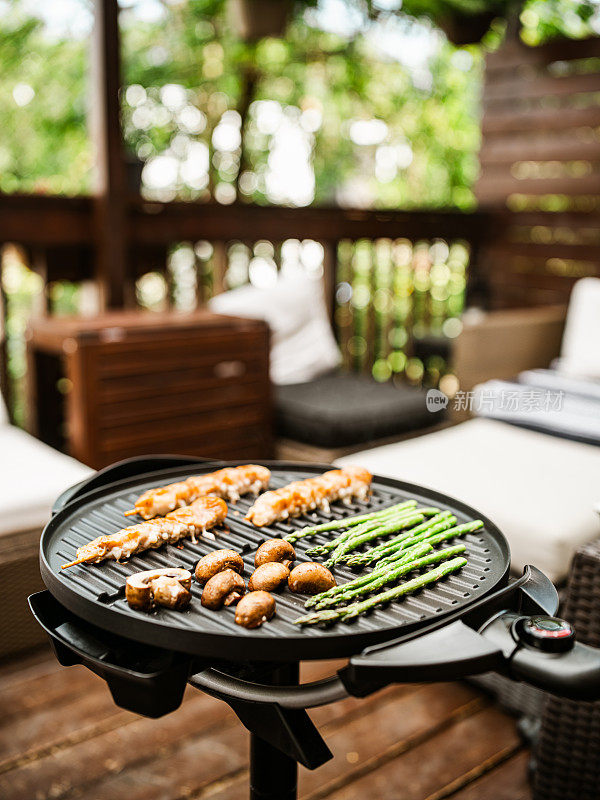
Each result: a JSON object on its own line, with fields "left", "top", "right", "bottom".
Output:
{"left": 293, "top": 609, "right": 339, "bottom": 626}
{"left": 306, "top": 546, "right": 327, "bottom": 557}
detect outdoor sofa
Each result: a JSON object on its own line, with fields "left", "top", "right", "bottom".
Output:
{"left": 0, "top": 393, "right": 92, "bottom": 658}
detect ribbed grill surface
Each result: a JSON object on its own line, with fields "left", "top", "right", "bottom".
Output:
{"left": 41, "top": 464, "right": 509, "bottom": 661}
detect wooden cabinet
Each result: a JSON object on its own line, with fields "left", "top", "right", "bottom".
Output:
{"left": 27, "top": 311, "right": 272, "bottom": 468}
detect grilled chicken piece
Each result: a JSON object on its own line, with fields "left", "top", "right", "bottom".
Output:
{"left": 245, "top": 466, "right": 372, "bottom": 527}
{"left": 61, "top": 496, "right": 228, "bottom": 569}
{"left": 125, "top": 465, "right": 271, "bottom": 519}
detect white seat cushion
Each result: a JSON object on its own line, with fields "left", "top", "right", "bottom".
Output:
{"left": 0, "top": 426, "right": 93, "bottom": 537}
{"left": 337, "top": 419, "right": 600, "bottom": 582}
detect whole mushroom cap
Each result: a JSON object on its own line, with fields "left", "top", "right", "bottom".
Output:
{"left": 248, "top": 562, "right": 290, "bottom": 592}
{"left": 288, "top": 563, "right": 336, "bottom": 595}
{"left": 254, "top": 539, "right": 295, "bottom": 569}
{"left": 195, "top": 549, "right": 244, "bottom": 585}
{"left": 235, "top": 591, "right": 276, "bottom": 629}
{"left": 201, "top": 569, "right": 246, "bottom": 610}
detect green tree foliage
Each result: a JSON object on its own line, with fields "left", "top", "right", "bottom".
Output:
{"left": 118, "top": 0, "right": 483, "bottom": 208}
{"left": 2, "top": 0, "right": 596, "bottom": 204}
{"left": 0, "top": 10, "right": 91, "bottom": 194}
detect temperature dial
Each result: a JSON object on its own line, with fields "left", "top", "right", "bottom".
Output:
{"left": 515, "top": 616, "right": 575, "bottom": 653}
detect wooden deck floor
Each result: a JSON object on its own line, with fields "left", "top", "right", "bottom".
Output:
{"left": 0, "top": 647, "right": 532, "bottom": 800}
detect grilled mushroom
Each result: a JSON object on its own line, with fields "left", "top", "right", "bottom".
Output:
{"left": 201, "top": 569, "right": 246, "bottom": 610}
{"left": 235, "top": 591, "right": 276, "bottom": 628}
{"left": 195, "top": 549, "right": 244, "bottom": 585}
{"left": 126, "top": 568, "right": 192, "bottom": 611}
{"left": 254, "top": 539, "right": 295, "bottom": 569}
{"left": 288, "top": 563, "right": 336, "bottom": 595}
{"left": 248, "top": 562, "right": 290, "bottom": 592}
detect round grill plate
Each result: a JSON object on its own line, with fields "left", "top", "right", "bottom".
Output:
{"left": 40, "top": 462, "right": 510, "bottom": 661}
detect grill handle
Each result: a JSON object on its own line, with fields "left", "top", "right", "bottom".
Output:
{"left": 52, "top": 454, "right": 222, "bottom": 515}
{"left": 189, "top": 668, "right": 348, "bottom": 709}
{"left": 343, "top": 567, "right": 600, "bottom": 701}
{"left": 510, "top": 640, "right": 600, "bottom": 699}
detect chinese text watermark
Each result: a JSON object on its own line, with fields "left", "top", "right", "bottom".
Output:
{"left": 426, "top": 388, "right": 565, "bottom": 414}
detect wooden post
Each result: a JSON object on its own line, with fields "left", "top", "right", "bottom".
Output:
{"left": 0, "top": 273, "right": 11, "bottom": 422}
{"left": 322, "top": 240, "right": 337, "bottom": 326}
{"left": 212, "top": 242, "right": 228, "bottom": 296}
{"left": 91, "top": 0, "right": 129, "bottom": 308}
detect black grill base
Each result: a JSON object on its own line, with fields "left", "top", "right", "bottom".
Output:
{"left": 250, "top": 664, "right": 299, "bottom": 800}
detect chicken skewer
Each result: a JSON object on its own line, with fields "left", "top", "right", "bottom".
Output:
{"left": 124, "top": 464, "right": 271, "bottom": 519}
{"left": 245, "top": 466, "right": 372, "bottom": 527}
{"left": 61, "top": 496, "right": 228, "bottom": 569}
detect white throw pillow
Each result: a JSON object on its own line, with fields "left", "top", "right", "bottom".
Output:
{"left": 209, "top": 271, "right": 341, "bottom": 384}
{"left": 557, "top": 277, "right": 600, "bottom": 379}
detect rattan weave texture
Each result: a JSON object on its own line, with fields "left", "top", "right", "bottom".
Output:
{"left": 533, "top": 538, "right": 600, "bottom": 800}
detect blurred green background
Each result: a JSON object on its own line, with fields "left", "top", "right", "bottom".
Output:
{"left": 1, "top": 0, "right": 598, "bottom": 424}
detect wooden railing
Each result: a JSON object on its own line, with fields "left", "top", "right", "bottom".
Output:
{"left": 0, "top": 195, "right": 490, "bottom": 419}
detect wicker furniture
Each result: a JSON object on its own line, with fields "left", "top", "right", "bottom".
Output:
{"left": 26, "top": 310, "right": 273, "bottom": 468}
{"left": 469, "top": 538, "right": 600, "bottom": 799}
{"left": 532, "top": 539, "right": 600, "bottom": 799}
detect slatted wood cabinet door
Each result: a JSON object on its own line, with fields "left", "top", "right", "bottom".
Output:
{"left": 27, "top": 311, "right": 273, "bottom": 468}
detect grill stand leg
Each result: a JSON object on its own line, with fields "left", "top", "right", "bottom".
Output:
{"left": 250, "top": 663, "right": 298, "bottom": 800}
{"left": 193, "top": 661, "right": 333, "bottom": 799}
{"left": 250, "top": 728, "right": 298, "bottom": 800}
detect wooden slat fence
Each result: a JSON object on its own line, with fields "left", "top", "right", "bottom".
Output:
{"left": 477, "top": 32, "right": 600, "bottom": 308}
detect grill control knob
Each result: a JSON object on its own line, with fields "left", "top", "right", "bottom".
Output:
{"left": 515, "top": 616, "right": 575, "bottom": 653}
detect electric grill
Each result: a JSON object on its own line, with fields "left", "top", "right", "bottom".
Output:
{"left": 29, "top": 456, "right": 600, "bottom": 800}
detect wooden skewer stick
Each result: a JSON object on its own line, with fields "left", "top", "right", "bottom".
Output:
{"left": 61, "top": 556, "right": 91, "bottom": 569}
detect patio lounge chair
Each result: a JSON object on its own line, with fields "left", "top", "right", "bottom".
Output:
{"left": 0, "top": 392, "right": 92, "bottom": 659}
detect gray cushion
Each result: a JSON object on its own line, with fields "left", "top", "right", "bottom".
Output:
{"left": 275, "top": 371, "right": 435, "bottom": 448}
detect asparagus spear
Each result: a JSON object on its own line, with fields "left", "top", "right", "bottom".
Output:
{"left": 314, "top": 544, "right": 466, "bottom": 609}
{"left": 333, "top": 514, "right": 449, "bottom": 571}
{"left": 316, "top": 505, "right": 440, "bottom": 563}
{"left": 336, "top": 512, "right": 446, "bottom": 565}
{"left": 294, "top": 557, "right": 467, "bottom": 625}
{"left": 324, "top": 511, "right": 432, "bottom": 568}
{"left": 346, "top": 512, "right": 455, "bottom": 567}
{"left": 375, "top": 520, "right": 483, "bottom": 568}
{"left": 304, "top": 541, "right": 434, "bottom": 609}
{"left": 306, "top": 507, "right": 423, "bottom": 558}
{"left": 284, "top": 500, "right": 417, "bottom": 543}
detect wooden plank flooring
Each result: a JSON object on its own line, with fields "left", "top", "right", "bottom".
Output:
{"left": 0, "top": 647, "right": 532, "bottom": 800}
